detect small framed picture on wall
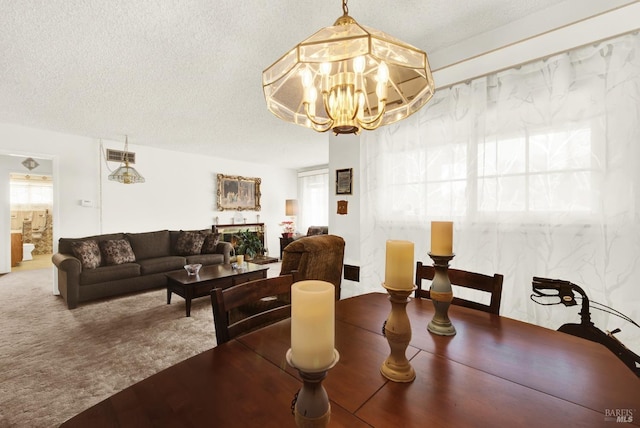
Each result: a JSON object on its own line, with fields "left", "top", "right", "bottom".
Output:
{"left": 336, "top": 168, "right": 353, "bottom": 195}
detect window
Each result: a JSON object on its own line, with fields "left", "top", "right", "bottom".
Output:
{"left": 10, "top": 174, "right": 53, "bottom": 207}
{"left": 374, "top": 59, "right": 609, "bottom": 224}
{"left": 478, "top": 128, "right": 595, "bottom": 214}
{"left": 297, "top": 168, "right": 328, "bottom": 232}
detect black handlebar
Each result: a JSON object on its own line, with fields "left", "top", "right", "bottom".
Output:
{"left": 531, "top": 277, "right": 640, "bottom": 377}
{"left": 532, "top": 277, "right": 579, "bottom": 307}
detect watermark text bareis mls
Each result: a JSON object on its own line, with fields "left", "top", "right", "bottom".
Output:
{"left": 605, "top": 409, "right": 634, "bottom": 423}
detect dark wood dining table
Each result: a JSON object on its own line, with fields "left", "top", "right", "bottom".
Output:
{"left": 60, "top": 292, "right": 640, "bottom": 427}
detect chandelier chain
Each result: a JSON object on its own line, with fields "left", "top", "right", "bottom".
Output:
{"left": 342, "top": 0, "right": 348, "bottom": 16}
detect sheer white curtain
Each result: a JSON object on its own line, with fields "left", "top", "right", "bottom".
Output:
{"left": 361, "top": 32, "right": 640, "bottom": 352}
{"left": 297, "top": 168, "right": 329, "bottom": 234}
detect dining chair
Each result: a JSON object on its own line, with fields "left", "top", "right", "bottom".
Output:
{"left": 211, "top": 273, "right": 295, "bottom": 345}
{"left": 415, "top": 261, "right": 504, "bottom": 315}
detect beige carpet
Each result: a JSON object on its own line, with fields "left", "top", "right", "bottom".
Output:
{"left": 0, "top": 268, "right": 217, "bottom": 427}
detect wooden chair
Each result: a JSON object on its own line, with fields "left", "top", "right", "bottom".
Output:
{"left": 211, "top": 274, "right": 295, "bottom": 345}
{"left": 415, "top": 261, "right": 504, "bottom": 315}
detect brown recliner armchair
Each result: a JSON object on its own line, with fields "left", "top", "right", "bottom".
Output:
{"left": 279, "top": 234, "right": 345, "bottom": 300}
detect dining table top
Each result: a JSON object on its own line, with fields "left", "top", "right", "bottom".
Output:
{"left": 60, "top": 292, "right": 640, "bottom": 427}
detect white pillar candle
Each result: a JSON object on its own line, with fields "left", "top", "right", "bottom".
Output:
{"left": 236, "top": 254, "right": 244, "bottom": 265}
{"left": 431, "top": 221, "right": 453, "bottom": 255}
{"left": 291, "top": 280, "right": 335, "bottom": 371}
{"left": 384, "top": 240, "right": 414, "bottom": 289}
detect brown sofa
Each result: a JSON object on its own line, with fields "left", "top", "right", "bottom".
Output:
{"left": 52, "top": 229, "right": 233, "bottom": 309}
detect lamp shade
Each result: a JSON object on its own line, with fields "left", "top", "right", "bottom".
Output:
{"left": 286, "top": 199, "right": 299, "bottom": 216}
{"left": 108, "top": 165, "right": 145, "bottom": 184}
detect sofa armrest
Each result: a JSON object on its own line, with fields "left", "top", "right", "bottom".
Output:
{"left": 215, "top": 241, "right": 234, "bottom": 264}
{"left": 52, "top": 253, "right": 82, "bottom": 309}
{"left": 52, "top": 252, "right": 81, "bottom": 272}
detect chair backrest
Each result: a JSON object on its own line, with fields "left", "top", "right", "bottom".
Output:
{"left": 211, "top": 274, "right": 295, "bottom": 345}
{"left": 306, "top": 226, "right": 328, "bottom": 236}
{"left": 415, "top": 261, "right": 504, "bottom": 315}
{"left": 279, "top": 234, "right": 345, "bottom": 300}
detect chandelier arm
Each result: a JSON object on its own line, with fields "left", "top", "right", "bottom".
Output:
{"left": 350, "top": 89, "right": 362, "bottom": 122}
{"left": 321, "top": 92, "right": 338, "bottom": 124}
{"left": 357, "top": 102, "right": 387, "bottom": 128}
{"left": 359, "top": 116, "right": 385, "bottom": 131}
{"left": 303, "top": 102, "right": 333, "bottom": 127}
{"left": 309, "top": 121, "right": 333, "bottom": 133}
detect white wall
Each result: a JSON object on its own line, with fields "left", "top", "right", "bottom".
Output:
{"left": 431, "top": 1, "right": 640, "bottom": 88}
{"left": 328, "top": 133, "right": 361, "bottom": 297}
{"left": 427, "top": 0, "right": 637, "bottom": 72}
{"left": 0, "top": 123, "right": 296, "bottom": 273}
{"left": 0, "top": 124, "right": 101, "bottom": 273}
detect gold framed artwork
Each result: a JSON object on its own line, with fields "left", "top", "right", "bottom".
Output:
{"left": 216, "top": 174, "right": 261, "bottom": 211}
{"left": 336, "top": 168, "right": 353, "bottom": 195}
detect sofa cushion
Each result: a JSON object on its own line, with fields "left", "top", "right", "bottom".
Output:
{"left": 201, "top": 233, "right": 221, "bottom": 254}
{"left": 59, "top": 233, "right": 125, "bottom": 255}
{"left": 174, "top": 231, "right": 206, "bottom": 255}
{"left": 126, "top": 230, "right": 170, "bottom": 261}
{"left": 70, "top": 239, "right": 102, "bottom": 269}
{"left": 100, "top": 239, "right": 136, "bottom": 265}
{"left": 79, "top": 263, "right": 141, "bottom": 286}
{"left": 137, "top": 256, "right": 186, "bottom": 275}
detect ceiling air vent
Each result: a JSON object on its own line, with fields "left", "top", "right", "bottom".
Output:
{"left": 106, "top": 149, "right": 136, "bottom": 164}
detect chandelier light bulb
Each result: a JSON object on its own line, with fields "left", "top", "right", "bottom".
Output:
{"left": 320, "top": 62, "right": 332, "bottom": 75}
{"left": 302, "top": 68, "right": 313, "bottom": 88}
{"left": 377, "top": 62, "right": 389, "bottom": 83}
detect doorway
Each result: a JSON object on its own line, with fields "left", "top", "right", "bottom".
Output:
{"left": 9, "top": 165, "right": 54, "bottom": 272}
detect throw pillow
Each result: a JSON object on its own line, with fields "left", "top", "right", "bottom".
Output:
{"left": 99, "top": 239, "right": 136, "bottom": 265}
{"left": 174, "top": 231, "right": 206, "bottom": 256}
{"left": 70, "top": 239, "right": 102, "bottom": 269}
{"left": 201, "top": 233, "right": 221, "bottom": 254}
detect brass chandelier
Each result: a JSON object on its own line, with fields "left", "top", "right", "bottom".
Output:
{"left": 262, "top": 0, "right": 435, "bottom": 135}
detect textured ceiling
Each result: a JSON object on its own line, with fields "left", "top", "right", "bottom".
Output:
{"left": 0, "top": 1, "right": 622, "bottom": 169}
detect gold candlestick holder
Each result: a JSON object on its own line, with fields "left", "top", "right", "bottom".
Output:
{"left": 286, "top": 349, "right": 340, "bottom": 428}
{"left": 427, "top": 253, "right": 456, "bottom": 336}
{"left": 380, "top": 283, "right": 417, "bottom": 383}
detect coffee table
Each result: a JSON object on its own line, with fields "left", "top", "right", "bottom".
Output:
{"left": 165, "top": 263, "right": 269, "bottom": 317}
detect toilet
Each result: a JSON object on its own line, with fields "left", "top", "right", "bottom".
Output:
{"left": 23, "top": 243, "right": 35, "bottom": 261}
